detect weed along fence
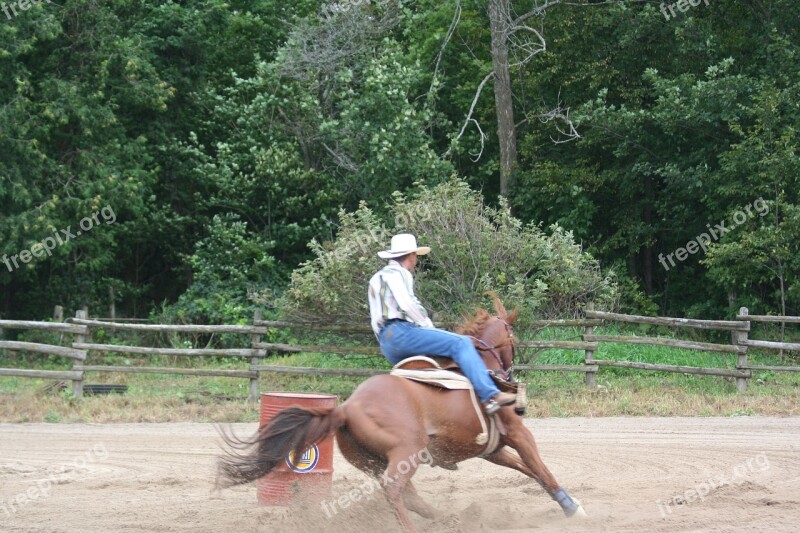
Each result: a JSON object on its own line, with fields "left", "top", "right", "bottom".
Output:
{"left": 1, "top": 307, "right": 799, "bottom": 398}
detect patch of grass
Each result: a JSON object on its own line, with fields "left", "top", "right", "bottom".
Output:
{"left": 526, "top": 325, "right": 738, "bottom": 369}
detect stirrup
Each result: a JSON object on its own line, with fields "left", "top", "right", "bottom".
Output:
{"left": 482, "top": 394, "right": 515, "bottom": 415}
{"left": 482, "top": 399, "right": 502, "bottom": 415}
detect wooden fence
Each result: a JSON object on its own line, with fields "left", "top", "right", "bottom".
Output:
{"left": 1, "top": 306, "right": 798, "bottom": 399}
{"left": 584, "top": 307, "right": 752, "bottom": 391}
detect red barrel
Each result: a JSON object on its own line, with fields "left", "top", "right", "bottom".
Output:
{"left": 257, "top": 392, "right": 337, "bottom": 506}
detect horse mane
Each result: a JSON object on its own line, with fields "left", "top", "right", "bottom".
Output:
{"left": 455, "top": 308, "right": 492, "bottom": 337}
{"left": 455, "top": 291, "right": 518, "bottom": 337}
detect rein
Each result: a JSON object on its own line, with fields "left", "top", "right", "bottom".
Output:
{"left": 470, "top": 318, "right": 516, "bottom": 381}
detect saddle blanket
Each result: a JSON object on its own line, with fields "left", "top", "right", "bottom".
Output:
{"left": 389, "top": 367, "right": 473, "bottom": 390}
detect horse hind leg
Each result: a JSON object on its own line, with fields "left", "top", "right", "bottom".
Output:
{"left": 381, "top": 447, "right": 429, "bottom": 533}
{"left": 336, "top": 426, "right": 387, "bottom": 478}
{"left": 337, "top": 426, "right": 435, "bottom": 521}
{"left": 402, "top": 480, "right": 437, "bottom": 519}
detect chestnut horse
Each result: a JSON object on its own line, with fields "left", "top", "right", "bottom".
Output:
{"left": 217, "top": 295, "right": 585, "bottom": 531}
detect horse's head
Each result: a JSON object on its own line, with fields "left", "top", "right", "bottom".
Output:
{"left": 456, "top": 291, "right": 518, "bottom": 380}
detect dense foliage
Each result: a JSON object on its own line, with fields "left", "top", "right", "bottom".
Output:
{"left": 282, "top": 179, "right": 616, "bottom": 325}
{"left": 1, "top": 0, "right": 798, "bottom": 322}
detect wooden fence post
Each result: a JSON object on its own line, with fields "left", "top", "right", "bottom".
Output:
{"left": 109, "top": 287, "right": 116, "bottom": 321}
{"left": 248, "top": 310, "right": 263, "bottom": 405}
{"left": 733, "top": 306, "right": 750, "bottom": 393}
{"left": 54, "top": 305, "right": 64, "bottom": 345}
{"left": 72, "top": 309, "right": 88, "bottom": 399}
{"left": 584, "top": 302, "right": 597, "bottom": 387}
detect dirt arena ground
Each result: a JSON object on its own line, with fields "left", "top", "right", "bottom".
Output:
{"left": 1, "top": 417, "right": 799, "bottom": 532}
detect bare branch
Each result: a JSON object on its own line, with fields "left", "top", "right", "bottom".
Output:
{"left": 508, "top": 22, "right": 547, "bottom": 67}
{"left": 467, "top": 118, "right": 488, "bottom": 162}
{"left": 428, "top": 0, "right": 463, "bottom": 99}
{"left": 322, "top": 142, "right": 360, "bottom": 172}
{"left": 445, "top": 0, "right": 628, "bottom": 161}
{"left": 444, "top": 71, "right": 495, "bottom": 159}
{"left": 537, "top": 95, "right": 581, "bottom": 143}
{"left": 270, "top": 6, "right": 403, "bottom": 175}
{"left": 280, "top": 6, "right": 401, "bottom": 85}
{"left": 512, "top": 0, "right": 563, "bottom": 27}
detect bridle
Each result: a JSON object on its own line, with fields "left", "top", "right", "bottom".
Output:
{"left": 471, "top": 317, "right": 516, "bottom": 381}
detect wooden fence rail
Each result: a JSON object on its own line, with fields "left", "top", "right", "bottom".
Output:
{"left": 1, "top": 306, "right": 799, "bottom": 398}
{"left": 584, "top": 307, "right": 755, "bottom": 392}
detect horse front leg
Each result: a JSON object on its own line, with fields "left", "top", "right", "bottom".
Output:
{"left": 497, "top": 409, "right": 587, "bottom": 518}
{"left": 484, "top": 446, "right": 536, "bottom": 477}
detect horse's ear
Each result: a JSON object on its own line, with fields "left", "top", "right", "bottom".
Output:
{"left": 484, "top": 290, "right": 515, "bottom": 322}
{"left": 507, "top": 307, "right": 518, "bottom": 325}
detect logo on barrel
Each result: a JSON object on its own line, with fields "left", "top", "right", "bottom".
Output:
{"left": 286, "top": 444, "right": 320, "bottom": 473}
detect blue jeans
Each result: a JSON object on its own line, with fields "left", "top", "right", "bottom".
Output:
{"left": 378, "top": 320, "right": 500, "bottom": 402}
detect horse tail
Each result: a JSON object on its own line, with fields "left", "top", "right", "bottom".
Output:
{"left": 216, "top": 406, "right": 346, "bottom": 487}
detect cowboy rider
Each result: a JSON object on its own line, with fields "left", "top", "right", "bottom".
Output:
{"left": 368, "top": 233, "right": 516, "bottom": 414}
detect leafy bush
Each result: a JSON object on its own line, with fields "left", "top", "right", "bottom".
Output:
{"left": 281, "top": 179, "right": 617, "bottom": 330}
{"left": 157, "top": 214, "right": 279, "bottom": 325}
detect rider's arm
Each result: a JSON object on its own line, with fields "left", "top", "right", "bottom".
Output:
{"left": 367, "top": 274, "right": 384, "bottom": 336}
{"left": 384, "top": 269, "right": 434, "bottom": 328}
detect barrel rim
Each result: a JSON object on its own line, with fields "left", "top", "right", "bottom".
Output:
{"left": 260, "top": 391, "right": 338, "bottom": 400}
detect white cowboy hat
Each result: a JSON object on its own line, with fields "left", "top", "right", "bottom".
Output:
{"left": 377, "top": 233, "right": 431, "bottom": 259}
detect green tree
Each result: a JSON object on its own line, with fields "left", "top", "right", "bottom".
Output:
{"left": 509, "top": 0, "right": 800, "bottom": 316}
{"left": 704, "top": 79, "right": 800, "bottom": 317}
{"left": 158, "top": 214, "right": 279, "bottom": 325}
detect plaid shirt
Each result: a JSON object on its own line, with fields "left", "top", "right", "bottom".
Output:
{"left": 368, "top": 260, "right": 433, "bottom": 336}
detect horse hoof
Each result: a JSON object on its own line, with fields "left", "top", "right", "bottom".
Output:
{"left": 570, "top": 499, "right": 587, "bottom": 518}
{"left": 554, "top": 488, "right": 586, "bottom": 518}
